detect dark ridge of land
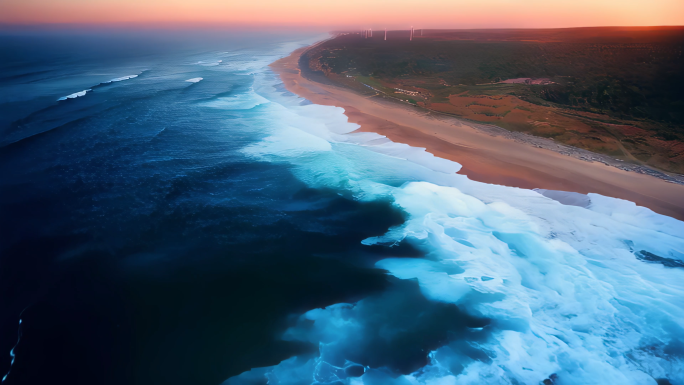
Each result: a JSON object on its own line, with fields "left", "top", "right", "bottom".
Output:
{"left": 306, "top": 27, "right": 684, "bottom": 174}
{"left": 413, "top": 26, "right": 684, "bottom": 43}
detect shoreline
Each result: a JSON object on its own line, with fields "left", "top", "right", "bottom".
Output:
{"left": 270, "top": 45, "right": 684, "bottom": 221}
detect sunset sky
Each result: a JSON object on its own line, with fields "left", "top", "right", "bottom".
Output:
{"left": 1, "top": 0, "right": 683, "bottom": 29}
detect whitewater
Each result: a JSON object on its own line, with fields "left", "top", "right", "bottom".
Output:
{"left": 223, "top": 38, "right": 684, "bottom": 385}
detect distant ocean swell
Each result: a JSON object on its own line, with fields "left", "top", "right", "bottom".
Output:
{"left": 224, "top": 43, "right": 684, "bottom": 385}
{"left": 56, "top": 72, "right": 143, "bottom": 101}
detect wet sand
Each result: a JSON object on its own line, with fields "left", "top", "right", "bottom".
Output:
{"left": 270, "top": 46, "right": 684, "bottom": 221}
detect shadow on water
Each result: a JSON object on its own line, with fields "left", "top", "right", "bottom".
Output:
{"left": 0, "top": 187, "right": 423, "bottom": 385}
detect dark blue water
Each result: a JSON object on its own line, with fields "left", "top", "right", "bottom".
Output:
{"left": 2, "top": 29, "right": 684, "bottom": 385}
{"left": 0, "top": 30, "right": 422, "bottom": 385}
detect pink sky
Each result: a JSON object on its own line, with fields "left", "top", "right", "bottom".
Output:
{"left": 2, "top": 0, "right": 683, "bottom": 28}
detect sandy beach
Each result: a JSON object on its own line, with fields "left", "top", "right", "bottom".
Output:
{"left": 270, "top": 46, "right": 684, "bottom": 220}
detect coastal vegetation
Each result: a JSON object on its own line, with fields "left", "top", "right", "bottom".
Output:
{"left": 304, "top": 27, "right": 684, "bottom": 173}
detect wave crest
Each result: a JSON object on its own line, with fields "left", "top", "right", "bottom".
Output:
{"left": 57, "top": 89, "right": 91, "bottom": 101}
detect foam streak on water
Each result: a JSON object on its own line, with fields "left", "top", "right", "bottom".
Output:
{"left": 223, "top": 41, "right": 684, "bottom": 385}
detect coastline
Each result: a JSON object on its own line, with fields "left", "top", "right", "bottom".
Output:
{"left": 270, "top": 45, "right": 684, "bottom": 221}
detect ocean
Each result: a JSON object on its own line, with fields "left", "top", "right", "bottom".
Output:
{"left": 0, "top": 30, "right": 683, "bottom": 385}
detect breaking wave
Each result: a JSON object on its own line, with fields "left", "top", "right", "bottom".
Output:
{"left": 224, "top": 61, "right": 684, "bottom": 385}
{"left": 101, "top": 74, "right": 139, "bottom": 84}
{"left": 57, "top": 89, "right": 91, "bottom": 101}
{"left": 202, "top": 89, "right": 269, "bottom": 110}
{"left": 196, "top": 59, "right": 223, "bottom": 66}
{"left": 56, "top": 72, "right": 143, "bottom": 102}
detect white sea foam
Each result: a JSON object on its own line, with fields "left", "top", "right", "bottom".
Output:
{"left": 186, "top": 77, "right": 203, "bottom": 83}
{"left": 369, "top": 183, "right": 683, "bottom": 384}
{"left": 202, "top": 89, "right": 269, "bottom": 110}
{"left": 57, "top": 89, "right": 91, "bottom": 101}
{"left": 224, "top": 39, "right": 684, "bottom": 385}
{"left": 221, "top": 59, "right": 275, "bottom": 75}
{"left": 219, "top": 36, "right": 327, "bottom": 76}
{"left": 102, "top": 74, "right": 138, "bottom": 84}
{"left": 195, "top": 59, "right": 222, "bottom": 66}
{"left": 58, "top": 72, "right": 140, "bottom": 102}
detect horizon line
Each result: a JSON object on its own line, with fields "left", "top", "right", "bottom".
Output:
{"left": 1, "top": 22, "right": 684, "bottom": 31}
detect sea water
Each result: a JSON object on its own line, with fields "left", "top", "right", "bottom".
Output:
{"left": 0, "top": 30, "right": 682, "bottom": 385}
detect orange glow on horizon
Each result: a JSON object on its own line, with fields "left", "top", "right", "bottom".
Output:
{"left": 1, "top": 0, "right": 683, "bottom": 29}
